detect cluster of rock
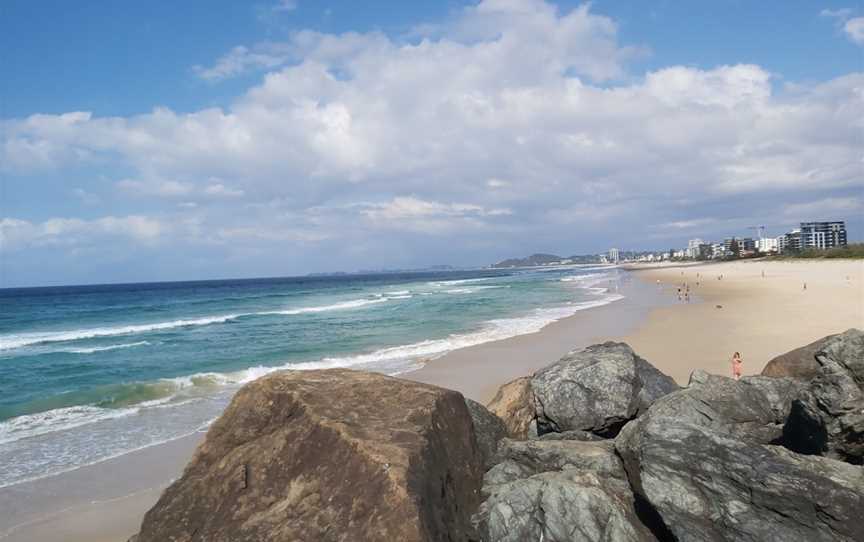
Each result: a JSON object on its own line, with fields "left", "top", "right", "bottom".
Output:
{"left": 132, "top": 330, "right": 864, "bottom": 542}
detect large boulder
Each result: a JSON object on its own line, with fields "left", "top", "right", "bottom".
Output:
{"left": 486, "top": 377, "right": 536, "bottom": 439}
{"left": 783, "top": 328, "right": 864, "bottom": 464}
{"left": 132, "top": 369, "right": 484, "bottom": 542}
{"left": 667, "top": 370, "right": 807, "bottom": 444}
{"left": 474, "top": 439, "right": 657, "bottom": 542}
{"left": 466, "top": 398, "right": 508, "bottom": 469}
{"left": 531, "top": 342, "right": 678, "bottom": 437}
{"left": 616, "top": 420, "right": 864, "bottom": 542}
{"left": 760, "top": 334, "right": 835, "bottom": 379}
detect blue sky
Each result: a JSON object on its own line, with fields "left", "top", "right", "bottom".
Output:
{"left": 1, "top": 0, "right": 863, "bottom": 286}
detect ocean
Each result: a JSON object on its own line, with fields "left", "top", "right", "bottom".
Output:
{"left": 0, "top": 265, "right": 622, "bottom": 489}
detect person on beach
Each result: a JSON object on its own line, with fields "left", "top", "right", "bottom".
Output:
{"left": 732, "top": 352, "right": 743, "bottom": 380}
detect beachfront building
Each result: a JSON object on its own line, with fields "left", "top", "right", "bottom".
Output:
{"left": 757, "top": 237, "right": 779, "bottom": 253}
{"left": 779, "top": 229, "right": 802, "bottom": 252}
{"left": 687, "top": 238, "right": 704, "bottom": 259}
{"left": 712, "top": 243, "right": 724, "bottom": 259}
{"left": 800, "top": 221, "right": 847, "bottom": 249}
{"left": 608, "top": 248, "right": 620, "bottom": 264}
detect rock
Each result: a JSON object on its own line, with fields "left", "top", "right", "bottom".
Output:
{"left": 474, "top": 471, "right": 658, "bottom": 542}
{"left": 616, "top": 420, "right": 864, "bottom": 542}
{"left": 535, "top": 429, "right": 605, "bottom": 442}
{"left": 474, "top": 438, "right": 657, "bottom": 542}
{"left": 132, "top": 369, "right": 484, "bottom": 542}
{"left": 486, "top": 376, "right": 535, "bottom": 439}
{"left": 466, "top": 398, "right": 508, "bottom": 469}
{"left": 738, "top": 375, "right": 808, "bottom": 425}
{"left": 760, "top": 334, "right": 835, "bottom": 379}
{"left": 783, "top": 328, "right": 864, "bottom": 464}
{"left": 532, "top": 342, "right": 678, "bottom": 437}
{"left": 483, "top": 438, "right": 627, "bottom": 489}
{"left": 644, "top": 370, "right": 805, "bottom": 444}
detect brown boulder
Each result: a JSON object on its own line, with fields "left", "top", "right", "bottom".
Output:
{"left": 132, "top": 369, "right": 484, "bottom": 542}
{"left": 486, "top": 376, "right": 535, "bottom": 439}
{"left": 761, "top": 334, "right": 835, "bottom": 379}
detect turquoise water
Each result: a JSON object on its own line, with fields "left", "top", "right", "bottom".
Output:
{"left": 0, "top": 266, "right": 622, "bottom": 488}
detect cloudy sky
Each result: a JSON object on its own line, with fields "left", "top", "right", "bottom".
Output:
{"left": 1, "top": 0, "right": 862, "bottom": 286}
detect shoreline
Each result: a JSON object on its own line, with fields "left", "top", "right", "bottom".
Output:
{"left": 407, "top": 272, "right": 669, "bottom": 402}
{"left": 3, "top": 259, "right": 861, "bottom": 541}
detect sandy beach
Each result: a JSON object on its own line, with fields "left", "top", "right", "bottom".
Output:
{"left": 3, "top": 259, "right": 861, "bottom": 542}
{"left": 620, "top": 259, "right": 863, "bottom": 383}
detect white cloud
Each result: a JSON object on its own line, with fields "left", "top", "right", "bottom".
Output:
{"left": 844, "top": 17, "right": 864, "bottom": 45}
{"left": 117, "top": 178, "right": 195, "bottom": 197}
{"left": 1, "top": 0, "right": 862, "bottom": 263}
{"left": 819, "top": 8, "right": 864, "bottom": 45}
{"left": 1, "top": 215, "right": 168, "bottom": 251}
{"left": 204, "top": 183, "right": 245, "bottom": 198}
{"left": 193, "top": 45, "right": 292, "bottom": 81}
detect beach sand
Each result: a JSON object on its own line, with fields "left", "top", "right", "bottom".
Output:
{"left": 620, "top": 259, "right": 863, "bottom": 383}
{"left": 4, "top": 259, "right": 861, "bottom": 541}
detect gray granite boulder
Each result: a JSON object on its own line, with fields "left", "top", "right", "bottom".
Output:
{"left": 474, "top": 438, "right": 657, "bottom": 542}
{"left": 466, "top": 398, "right": 508, "bottom": 469}
{"left": 669, "top": 370, "right": 808, "bottom": 444}
{"left": 532, "top": 342, "right": 678, "bottom": 437}
{"left": 474, "top": 471, "right": 657, "bottom": 542}
{"left": 783, "top": 328, "right": 864, "bottom": 464}
{"left": 616, "top": 419, "right": 864, "bottom": 542}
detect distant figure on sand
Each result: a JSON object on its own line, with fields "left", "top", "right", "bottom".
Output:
{"left": 732, "top": 352, "right": 743, "bottom": 380}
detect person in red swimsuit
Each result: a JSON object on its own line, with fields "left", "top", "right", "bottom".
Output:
{"left": 732, "top": 352, "right": 743, "bottom": 380}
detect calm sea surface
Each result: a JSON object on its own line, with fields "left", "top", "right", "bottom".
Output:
{"left": 0, "top": 266, "right": 622, "bottom": 488}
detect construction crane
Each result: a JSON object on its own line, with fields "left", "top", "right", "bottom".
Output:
{"left": 747, "top": 225, "right": 766, "bottom": 239}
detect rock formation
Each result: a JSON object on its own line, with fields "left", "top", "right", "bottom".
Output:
{"left": 133, "top": 332, "right": 864, "bottom": 542}
{"left": 760, "top": 333, "right": 835, "bottom": 378}
{"left": 132, "top": 369, "right": 484, "bottom": 542}
{"left": 465, "top": 398, "right": 508, "bottom": 469}
{"left": 489, "top": 342, "right": 679, "bottom": 440}
{"left": 783, "top": 328, "right": 864, "bottom": 464}
{"left": 473, "top": 438, "right": 657, "bottom": 542}
{"left": 486, "top": 376, "right": 535, "bottom": 439}
{"left": 617, "top": 420, "right": 864, "bottom": 542}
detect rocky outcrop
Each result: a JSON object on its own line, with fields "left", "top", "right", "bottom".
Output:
{"left": 783, "top": 329, "right": 864, "bottom": 464}
{"left": 760, "top": 334, "right": 835, "bottom": 379}
{"left": 133, "top": 333, "right": 864, "bottom": 542}
{"left": 465, "top": 398, "right": 508, "bottom": 469}
{"left": 132, "top": 369, "right": 484, "bottom": 542}
{"left": 473, "top": 438, "right": 657, "bottom": 542}
{"left": 616, "top": 420, "right": 864, "bottom": 542}
{"left": 616, "top": 345, "right": 864, "bottom": 542}
{"left": 487, "top": 343, "right": 677, "bottom": 440}
{"left": 486, "top": 376, "right": 535, "bottom": 439}
{"left": 653, "top": 370, "right": 808, "bottom": 444}
{"left": 532, "top": 342, "right": 678, "bottom": 437}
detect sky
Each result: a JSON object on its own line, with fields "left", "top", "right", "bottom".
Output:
{"left": 1, "top": 0, "right": 862, "bottom": 287}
